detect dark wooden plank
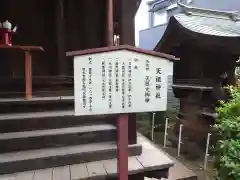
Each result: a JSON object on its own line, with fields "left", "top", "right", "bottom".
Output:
{"left": 0, "top": 110, "right": 74, "bottom": 120}
{"left": 0, "top": 109, "right": 116, "bottom": 121}
{"left": 0, "top": 96, "right": 74, "bottom": 103}
{"left": 66, "top": 45, "right": 178, "bottom": 61}
{"left": 0, "top": 124, "right": 115, "bottom": 140}
{"left": 53, "top": 166, "right": 70, "bottom": 180}
{"left": 86, "top": 161, "right": 107, "bottom": 179}
{"left": 0, "top": 142, "right": 141, "bottom": 174}
{"left": 70, "top": 164, "right": 88, "bottom": 180}
{"left": 0, "top": 45, "right": 43, "bottom": 51}
{"left": 33, "top": 169, "right": 52, "bottom": 180}
{"left": 0, "top": 111, "right": 117, "bottom": 134}
{"left": 0, "top": 142, "right": 117, "bottom": 163}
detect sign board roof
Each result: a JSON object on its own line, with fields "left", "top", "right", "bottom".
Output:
{"left": 67, "top": 45, "right": 179, "bottom": 61}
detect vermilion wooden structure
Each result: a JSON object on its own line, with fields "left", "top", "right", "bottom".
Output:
{"left": 0, "top": 0, "right": 199, "bottom": 179}
{"left": 0, "top": 45, "right": 43, "bottom": 99}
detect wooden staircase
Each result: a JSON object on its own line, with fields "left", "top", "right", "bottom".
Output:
{"left": 0, "top": 97, "right": 141, "bottom": 175}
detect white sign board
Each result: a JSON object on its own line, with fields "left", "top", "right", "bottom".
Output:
{"left": 74, "top": 49, "right": 173, "bottom": 116}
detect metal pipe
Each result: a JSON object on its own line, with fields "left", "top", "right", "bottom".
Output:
{"left": 163, "top": 118, "right": 169, "bottom": 148}
{"left": 177, "top": 124, "right": 183, "bottom": 157}
{"left": 107, "top": 0, "right": 114, "bottom": 46}
{"left": 204, "top": 133, "right": 211, "bottom": 170}
{"left": 151, "top": 112, "right": 156, "bottom": 141}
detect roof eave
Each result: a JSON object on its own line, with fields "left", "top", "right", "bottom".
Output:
{"left": 177, "top": 0, "right": 240, "bottom": 21}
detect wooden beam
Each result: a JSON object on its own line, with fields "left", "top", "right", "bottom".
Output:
{"left": 56, "top": 0, "right": 67, "bottom": 76}
{"left": 0, "top": 45, "right": 43, "bottom": 52}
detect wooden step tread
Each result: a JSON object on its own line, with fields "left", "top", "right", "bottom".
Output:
{"left": 0, "top": 124, "right": 116, "bottom": 140}
{"left": 0, "top": 110, "right": 74, "bottom": 120}
{"left": 0, "top": 142, "right": 139, "bottom": 163}
{"left": 0, "top": 96, "right": 74, "bottom": 103}
{"left": 0, "top": 110, "right": 112, "bottom": 121}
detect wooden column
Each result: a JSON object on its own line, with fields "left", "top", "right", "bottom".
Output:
{"left": 56, "top": 0, "right": 67, "bottom": 76}
{"left": 65, "top": 0, "right": 83, "bottom": 51}
{"left": 25, "top": 51, "right": 32, "bottom": 99}
{"left": 83, "top": 0, "right": 102, "bottom": 49}
{"left": 107, "top": 0, "right": 114, "bottom": 46}
{"left": 120, "top": 0, "right": 135, "bottom": 46}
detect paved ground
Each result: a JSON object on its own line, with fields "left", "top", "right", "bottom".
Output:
{"left": 137, "top": 118, "right": 215, "bottom": 180}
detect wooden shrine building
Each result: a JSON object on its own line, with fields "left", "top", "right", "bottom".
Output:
{"left": 155, "top": 0, "right": 240, "bottom": 144}
{"left": 0, "top": 0, "right": 140, "bottom": 97}
{"left": 0, "top": 0, "right": 198, "bottom": 180}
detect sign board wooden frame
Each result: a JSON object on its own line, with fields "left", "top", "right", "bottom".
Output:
{"left": 67, "top": 45, "right": 177, "bottom": 116}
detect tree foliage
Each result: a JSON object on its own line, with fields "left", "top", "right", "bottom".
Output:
{"left": 214, "top": 86, "right": 240, "bottom": 180}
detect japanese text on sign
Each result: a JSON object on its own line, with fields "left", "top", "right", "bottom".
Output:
{"left": 74, "top": 50, "right": 173, "bottom": 115}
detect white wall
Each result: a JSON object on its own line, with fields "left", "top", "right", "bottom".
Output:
{"left": 134, "top": 0, "right": 170, "bottom": 46}
{"left": 153, "top": 10, "right": 168, "bottom": 26}
{"left": 135, "top": 0, "right": 150, "bottom": 46}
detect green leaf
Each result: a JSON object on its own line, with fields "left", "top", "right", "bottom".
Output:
{"left": 214, "top": 86, "right": 240, "bottom": 179}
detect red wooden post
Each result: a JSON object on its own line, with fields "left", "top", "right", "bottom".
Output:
{"left": 117, "top": 114, "right": 128, "bottom": 180}
{"left": 107, "top": 0, "right": 114, "bottom": 46}
{"left": 25, "top": 51, "right": 32, "bottom": 99}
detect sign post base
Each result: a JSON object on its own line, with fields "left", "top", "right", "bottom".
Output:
{"left": 117, "top": 114, "right": 128, "bottom": 180}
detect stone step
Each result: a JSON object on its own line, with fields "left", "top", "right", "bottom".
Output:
{"left": 0, "top": 110, "right": 116, "bottom": 133}
{"left": 0, "top": 124, "right": 116, "bottom": 153}
{"left": 0, "top": 142, "right": 142, "bottom": 175}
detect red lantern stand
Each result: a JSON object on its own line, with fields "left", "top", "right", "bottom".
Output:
{"left": 0, "top": 27, "right": 43, "bottom": 99}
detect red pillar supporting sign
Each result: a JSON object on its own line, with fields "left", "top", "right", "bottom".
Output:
{"left": 117, "top": 114, "right": 128, "bottom": 180}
